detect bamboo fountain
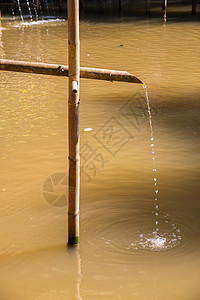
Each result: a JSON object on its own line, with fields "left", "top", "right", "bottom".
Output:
{"left": 0, "top": 0, "right": 143, "bottom": 246}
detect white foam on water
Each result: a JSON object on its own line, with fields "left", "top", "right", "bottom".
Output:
{"left": 14, "top": 18, "right": 65, "bottom": 27}
{"left": 145, "top": 236, "right": 166, "bottom": 249}
{"left": 130, "top": 228, "right": 182, "bottom": 251}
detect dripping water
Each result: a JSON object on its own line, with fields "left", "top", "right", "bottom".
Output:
{"left": 17, "top": 0, "right": 24, "bottom": 22}
{"left": 11, "top": 7, "right": 16, "bottom": 21}
{"left": 26, "top": 0, "right": 33, "bottom": 21}
{"left": 130, "top": 84, "right": 182, "bottom": 251}
{"left": 11, "top": 0, "right": 16, "bottom": 21}
{"left": 143, "top": 84, "right": 159, "bottom": 233}
{"left": 143, "top": 84, "right": 163, "bottom": 248}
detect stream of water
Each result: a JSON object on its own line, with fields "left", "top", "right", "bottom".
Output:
{"left": 32, "top": 0, "right": 39, "bottom": 21}
{"left": 16, "top": 0, "right": 24, "bottom": 22}
{"left": 129, "top": 84, "right": 182, "bottom": 251}
{"left": 26, "top": 0, "right": 33, "bottom": 22}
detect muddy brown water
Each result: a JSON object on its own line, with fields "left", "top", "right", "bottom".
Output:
{"left": 0, "top": 16, "right": 200, "bottom": 300}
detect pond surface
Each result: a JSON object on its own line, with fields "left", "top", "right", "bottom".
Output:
{"left": 0, "top": 14, "right": 200, "bottom": 300}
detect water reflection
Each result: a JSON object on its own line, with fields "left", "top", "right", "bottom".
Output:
{"left": 67, "top": 247, "right": 82, "bottom": 300}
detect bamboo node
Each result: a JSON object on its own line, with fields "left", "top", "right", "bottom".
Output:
{"left": 68, "top": 157, "right": 80, "bottom": 163}
{"left": 68, "top": 41, "right": 79, "bottom": 45}
{"left": 68, "top": 101, "right": 80, "bottom": 108}
{"left": 68, "top": 211, "right": 79, "bottom": 216}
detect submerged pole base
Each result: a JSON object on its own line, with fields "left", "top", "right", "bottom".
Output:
{"left": 67, "top": 236, "right": 80, "bottom": 246}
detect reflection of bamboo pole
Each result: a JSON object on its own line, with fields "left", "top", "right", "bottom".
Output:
{"left": 0, "top": 59, "right": 143, "bottom": 84}
{"left": 67, "top": 0, "right": 80, "bottom": 246}
{"left": 68, "top": 247, "right": 82, "bottom": 299}
{"left": 192, "top": 0, "right": 197, "bottom": 15}
{"left": 76, "top": 248, "right": 82, "bottom": 300}
{"left": 162, "top": 0, "right": 167, "bottom": 22}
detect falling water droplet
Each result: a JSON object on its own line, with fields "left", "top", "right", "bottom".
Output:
{"left": 26, "top": 0, "right": 33, "bottom": 22}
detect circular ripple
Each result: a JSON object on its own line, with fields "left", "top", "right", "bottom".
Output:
{"left": 81, "top": 198, "right": 200, "bottom": 262}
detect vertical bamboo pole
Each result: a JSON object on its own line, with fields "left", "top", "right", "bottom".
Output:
{"left": 67, "top": 0, "right": 80, "bottom": 246}
{"left": 192, "top": 0, "right": 197, "bottom": 15}
{"left": 162, "top": 0, "right": 167, "bottom": 22}
{"left": 146, "top": 0, "right": 150, "bottom": 15}
{"left": 162, "top": 0, "right": 167, "bottom": 11}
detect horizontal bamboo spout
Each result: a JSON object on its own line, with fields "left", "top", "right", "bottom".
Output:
{"left": 0, "top": 59, "right": 143, "bottom": 85}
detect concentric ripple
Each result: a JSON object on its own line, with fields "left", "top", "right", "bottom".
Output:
{"left": 81, "top": 197, "right": 200, "bottom": 264}
{"left": 98, "top": 213, "right": 182, "bottom": 253}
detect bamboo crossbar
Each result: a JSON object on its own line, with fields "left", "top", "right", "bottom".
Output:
{"left": 0, "top": 59, "right": 143, "bottom": 84}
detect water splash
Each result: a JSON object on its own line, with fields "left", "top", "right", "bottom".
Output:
{"left": 15, "top": 19, "right": 65, "bottom": 27}
{"left": 130, "top": 227, "right": 181, "bottom": 251}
